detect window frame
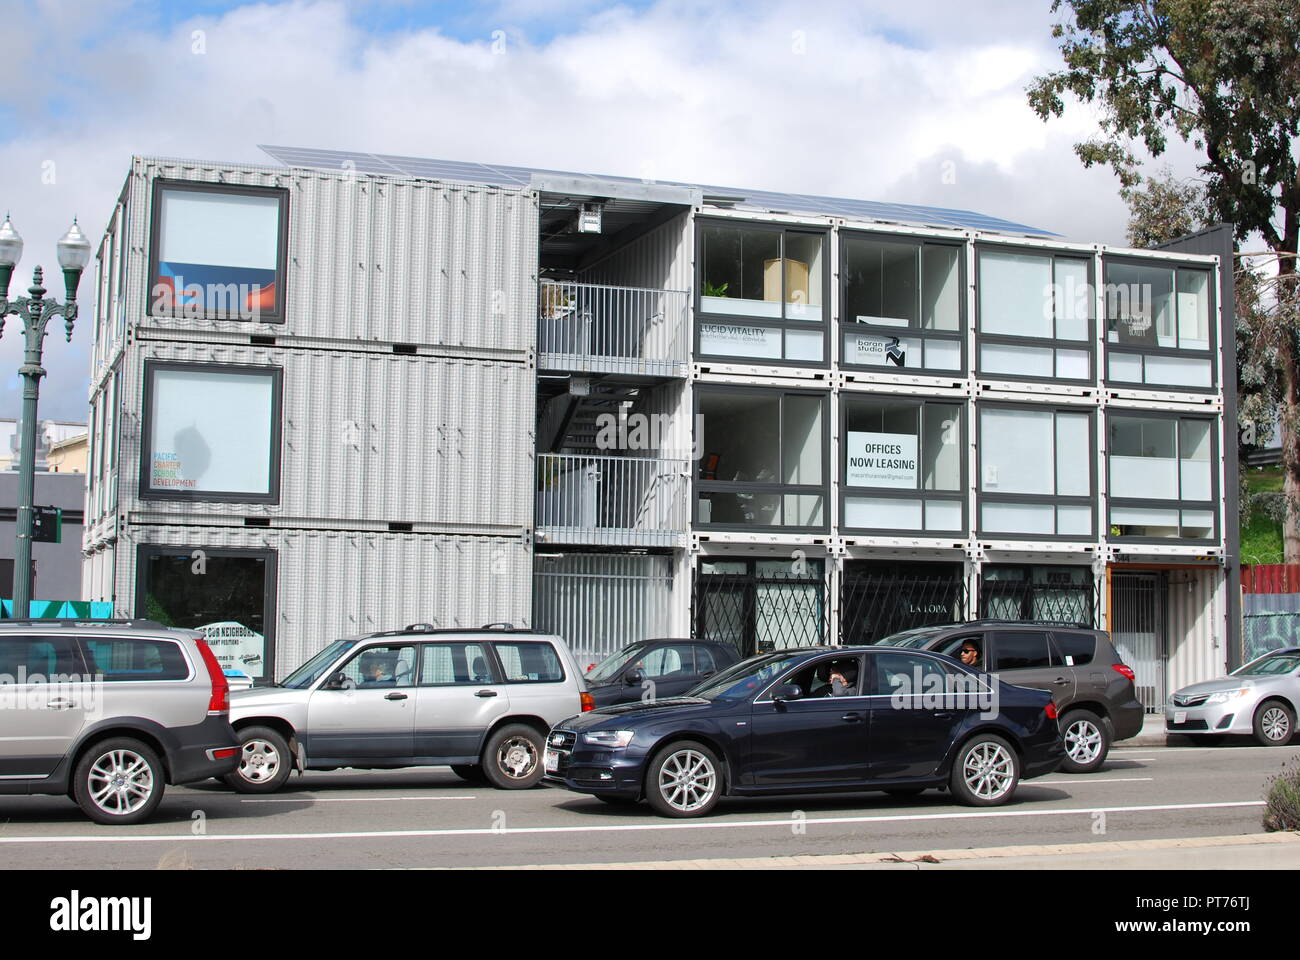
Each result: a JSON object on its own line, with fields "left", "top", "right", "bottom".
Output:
{"left": 693, "top": 384, "right": 831, "bottom": 533}
{"left": 694, "top": 218, "right": 832, "bottom": 368}
{"left": 1105, "top": 409, "right": 1219, "bottom": 544}
{"left": 139, "top": 360, "right": 284, "bottom": 504}
{"left": 976, "top": 401, "right": 1098, "bottom": 541}
{"left": 1101, "top": 254, "right": 1218, "bottom": 393}
{"left": 839, "top": 230, "right": 967, "bottom": 377}
{"left": 147, "top": 178, "right": 290, "bottom": 324}
{"left": 839, "top": 393, "right": 967, "bottom": 536}
{"left": 975, "top": 243, "right": 1097, "bottom": 385}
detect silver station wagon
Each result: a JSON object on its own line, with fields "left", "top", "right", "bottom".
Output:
{"left": 224, "top": 624, "right": 591, "bottom": 792}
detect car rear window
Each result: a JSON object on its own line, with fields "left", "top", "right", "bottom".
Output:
{"left": 1053, "top": 632, "right": 1096, "bottom": 666}
{"left": 81, "top": 637, "right": 191, "bottom": 681}
{"left": 493, "top": 642, "right": 565, "bottom": 683}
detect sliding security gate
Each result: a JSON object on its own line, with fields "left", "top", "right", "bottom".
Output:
{"left": 840, "top": 563, "right": 968, "bottom": 645}
{"left": 1111, "top": 572, "right": 1167, "bottom": 713}
{"left": 693, "top": 559, "right": 827, "bottom": 657}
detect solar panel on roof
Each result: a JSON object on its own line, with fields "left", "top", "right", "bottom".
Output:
{"left": 258, "top": 144, "right": 1055, "bottom": 236}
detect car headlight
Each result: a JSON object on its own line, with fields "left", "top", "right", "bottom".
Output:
{"left": 1206, "top": 688, "right": 1252, "bottom": 705}
{"left": 581, "top": 729, "right": 635, "bottom": 748}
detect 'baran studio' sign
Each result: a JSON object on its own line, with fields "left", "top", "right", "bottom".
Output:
{"left": 846, "top": 432, "right": 917, "bottom": 488}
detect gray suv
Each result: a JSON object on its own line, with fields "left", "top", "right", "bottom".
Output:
{"left": 224, "top": 624, "right": 590, "bottom": 793}
{"left": 876, "top": 620, "right": 1144, "bottom": 773}
{"left": 0, "top": 619, "right": 241, "bottom": 824}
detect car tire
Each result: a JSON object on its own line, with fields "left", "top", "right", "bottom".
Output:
{"left": 450, "top": 764, "right": 487, "bottom": 784}
{"left": 645, "top": 740, "right": 723, "bottom": 818}
{"left": 222, "top": 726, "right": 293, "bottom": 794}
{"left": 949, "top": 733, "right": 1020, "bottom": 807}
{"left": 73, "top": 738, "right": 166, "bottom": 826}
{"left": 1059, "top": 709, "right": 1110, "bottom": 773}
{"left": 1252, "top": 700, "right": 1295, "bottom": 746}
{"left": 481, "top": 724, "right": 545, "bottom": 789}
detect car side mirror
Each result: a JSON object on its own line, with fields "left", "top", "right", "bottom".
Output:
{"left": 323, "top": 671, "right": 348, "bottom": 690}
{"left": 773, "top": 683, "right": 803, "bottom": 703}
{"left": 625, "top": 668, "right": 646, "bottom": 686}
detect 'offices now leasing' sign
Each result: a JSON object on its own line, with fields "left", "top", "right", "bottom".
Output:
{"left": 846, "top": 432, "right": 917, "bottom": 488}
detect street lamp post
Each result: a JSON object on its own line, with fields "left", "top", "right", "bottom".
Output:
{"left": 0, "top": 216, "right": 90, "bottom": 618}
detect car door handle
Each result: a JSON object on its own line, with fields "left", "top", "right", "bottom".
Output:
{"left": 934, "top": 712, "right": 954, "bottom": 720}
{"left": 1052, "top": 678, "right": 1070, "bottom": 685}
{"left": 47, "top": 699, "right": 75, "bottom": 709}
{"left": 840, "top": 713, "right": 862, "bottom": 723}
{"left": 475, "top": 690, "right": 498, "bottom": 698}
{"left": 385, "top": 692, "right": 408, "bottom": 701}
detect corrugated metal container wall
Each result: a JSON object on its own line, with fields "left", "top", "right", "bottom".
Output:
{"left": 580, "top": 211, "right": 693, "bottom": 294}
{"left": 120, "top": 340, "right": 533, "bottom": 531}
{"left": 534, "top": 553, "right": 675, "bottom": 662}
{"left": 118, "top": 525, "right": 531, "bottom": 676}
{"left": 1165, "top": 565, "right": 1228, "bottom": 689}
{"left": 133, "top": 159, "right": 539, "bottom": 355}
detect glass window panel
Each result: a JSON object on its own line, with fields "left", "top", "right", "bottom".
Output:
{"left": 924, "top": 499, "right": 963, "bottom": 531}
{"left": 421, "top": 643, "right": 492, "bottom": 685}
{"left": 785, "top": 328, "right": 823, "bottom": 362}
{"left": 146, "top": 366, "right": 277, "bottom": 496}
{"left": 842, "top": 331, "right": 919, "bottom": 368}
{"left": 782, "top": 395, "right": 823, "bottom": 485}
{"left": 493, "top": 642, "right": 565, "bottom": 683}
{"left": 1057, "top": 504, "right": 1092, "bottom": 536}
{"left": 845, "top": 400, "right": 918, "bottom": 490}
{"left": 1108, "top": 352, "right": 1143, "bottom": 382}
{"left": 844, "top": 236, "right": 918, "bottom": 327}
{"left": 1054, "top": 259, "right": 1090, "bottom": 340}
{"left": 845, "top": 497, "right": 922, "bottom": 530}
{"left": 923, "top": 404, "right": 961, "bottom": 491}
{"left": 699, "top": 321, "right": 783, "bottom": 358}
{"left": 981, "top": 408, "right": 1054, "bottom": 495}
{"left": 981, "top": 342, "right": 1054, "bottom": 378}
{"left": 1181, "top": 510, "right": 1214, "bottom": 538}
{"left": 1112, "top": 506, "right": 1179, "bottom": 526}
{"left": 1055, "top": 414, "right": 1090, "bottom": 496}
{"left": 702, "top": 226, "right": 781, "bottom": 314}
{"left": 1055, "top": 349, "right": 1090, "bottom": 380}
{"left": 1176, "top": 269, "right": 1210, "bottom": 350}
{"left": 1109, "top": 417, "right": 1177, "bottom": 500}
{"left": 923, "top": 338, "right": 961, "bottom": 370}
{"left": 1106, "top": 262, "right": 1173, "bottom": 347}
{"left": 1179, "top": 419, "right": 1212, "bottom": 500}
{"left": 82, "top": 637, "right": 191, "bottom": 682}
{"left": 782, "top": 495, "right": 824, "bottom": 527}
{"left": 982, "top": 502, "right": 1055, "bottom": 535}
{"left": 979, "top": 251, "right": 1053, "bottom": 339}
{"left": 698, "top": 492, "right": 782, "bottom": 526}
{"left": 699, "top": 392, "right": 780, "bottom": 482}
{"left": 1144, "top": 354, "right": 1212, "bottom": 387}
{"left": 783, "top": 233, "right": 824, "bottom": 319}
{"left": 922, "top": 245, "right": 961, "bottom": 331}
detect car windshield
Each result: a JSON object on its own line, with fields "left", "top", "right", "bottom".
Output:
{"left": 281, "top": 638, "right": 358, "bottom": 689}
{"left": 686, "top": 652, "right": 805, "bottom": 701}
{"left": 586, "top": 644, "right": 648, "bottom": 683}
{"left": 1232, "top": 653, "right": 1300, "bottom": 677}
{"left": 875, "top": 627, "right": 945, "bottom": 648}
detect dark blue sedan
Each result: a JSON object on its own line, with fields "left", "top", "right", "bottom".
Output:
{"left": 544, "top": 646, "right": 1065, "bottom": 817}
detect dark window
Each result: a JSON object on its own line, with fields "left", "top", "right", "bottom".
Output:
{"left": 871, "top": 652, "right": 955, "bottom": 695}
{"left": 338, "top": 644, "right": 416, "bottom": 688}
{"left": 1053, "top": 632, "right": 1096, "bottom": 667}
{"left": 0, "top": 635, "right": 85, "bottom": 678}
{"left": 640, "top": 645, "right": 697, "bottom": 678}
{"left": 695, "top": 646, "right": 717, "bottom": 674}
{"left": 420, "top": 643, "right": 495, "bottom": 685}
{"left": 993, "top": 631, "right": 1056, "bottom": 671}
{"left": 493, "top": 642, "right": 565, "bottom": 683}
{"left": 81, "top": 637, "right": 191, "bottom": 681}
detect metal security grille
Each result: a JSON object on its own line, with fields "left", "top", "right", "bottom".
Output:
{"left": 1111, "top": 572, "right": 1168, "bottom": 713}
{"left": 840, "top": 572, "right": 969, "bottom": 645}
{"left": 692, "top": 565, "right": 828, "bottom": 657}
{"left": 978, "top": 575, "right": 1100, "bottom": 627}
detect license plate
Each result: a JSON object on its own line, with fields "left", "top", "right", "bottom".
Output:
{"left": 544, "top": 749, "right": 560, "bottom": 773}
{"left": 1173, "top": 711, "right": 1187, "bottom": 724}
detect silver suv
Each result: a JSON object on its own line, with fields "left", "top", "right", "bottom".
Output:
{"left": 0, "top": 619, "right": 240, "bottom": 824}
{"left": 224, "top": 624, "right": 591, "bottom": 793}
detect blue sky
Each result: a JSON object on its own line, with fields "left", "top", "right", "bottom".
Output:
{"left": 0, "top": 0, "right": 1203, "bottom": 423}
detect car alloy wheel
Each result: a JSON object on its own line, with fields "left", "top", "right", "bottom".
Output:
{"left": 496, "top": 736, "right": 538, "bottom": 780}
{"left": 1260, "top": 705, "right": 1292, "bottom": 743}
{"left": 962, "top": 741, "right": 1015, "bottom": 802}
{"left": 239, "top": 738, "right": 282, "bottom": 784}
{"left": 87, "top": 748, "right": 156, "bottom": 817}
{"left": 1064, "top": 718, "right": 1103, "bottom": 766}
{"left": 657, "top": 748, "right": 717, "bottom": 813}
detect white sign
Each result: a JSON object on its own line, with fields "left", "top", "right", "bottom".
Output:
{"left": 848, "top": 334, "right": 907, "bottom": 367}
{"left": 699, "top": 322, "right": 783, "bottom": 359}
{"left": 846, "top": 432, "right": 917, "bottom": 488}
{"left": 195, "top": 620, "right": 266, "bottom": 678}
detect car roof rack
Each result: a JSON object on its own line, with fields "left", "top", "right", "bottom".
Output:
{"left": 960, "top": 619, "right": 1095, "bottom": 630}
{"left": 0, "top": 618, "right": 170, "bottom": 630}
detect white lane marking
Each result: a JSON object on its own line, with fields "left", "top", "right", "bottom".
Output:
{"left": 240, "top": 796, "right": 478, "bottom": 803}
{"left": 0, "top": 800, "right": 1263, "bottom": 844}
{"left": 1030, "top": 777, "right": 1153, "bottom": 785}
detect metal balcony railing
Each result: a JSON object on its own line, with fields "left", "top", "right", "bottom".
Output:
{"left": 538, "top": 281, "right": 689, "bottom": 378}
{"left": 536, "top": 454, "right": 691, "bottom": 548}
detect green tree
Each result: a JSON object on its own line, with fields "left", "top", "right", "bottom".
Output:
{"left": 1029, "top": 0, "right": 1300, "bottom": 556}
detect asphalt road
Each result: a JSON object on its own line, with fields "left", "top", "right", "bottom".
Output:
{"left": 0, "top": 741, "right": 1292, "bottom": 869}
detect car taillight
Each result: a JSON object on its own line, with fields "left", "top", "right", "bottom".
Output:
{"left": 1112, "top": 663, "right": 1136, "bottom": 682}
{"left": 1045, "top": 702, "right": 1059, "bottom": 720}
{"left": 195, "top": 639, "right": 230, "bottom": 714}
{"left": 581, "top": 692, "right": 595, "bottom": 712}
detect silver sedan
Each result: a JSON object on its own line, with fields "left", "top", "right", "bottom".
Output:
{"left": 1165, "top": 648, "right": 1300, "bottom": 746}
